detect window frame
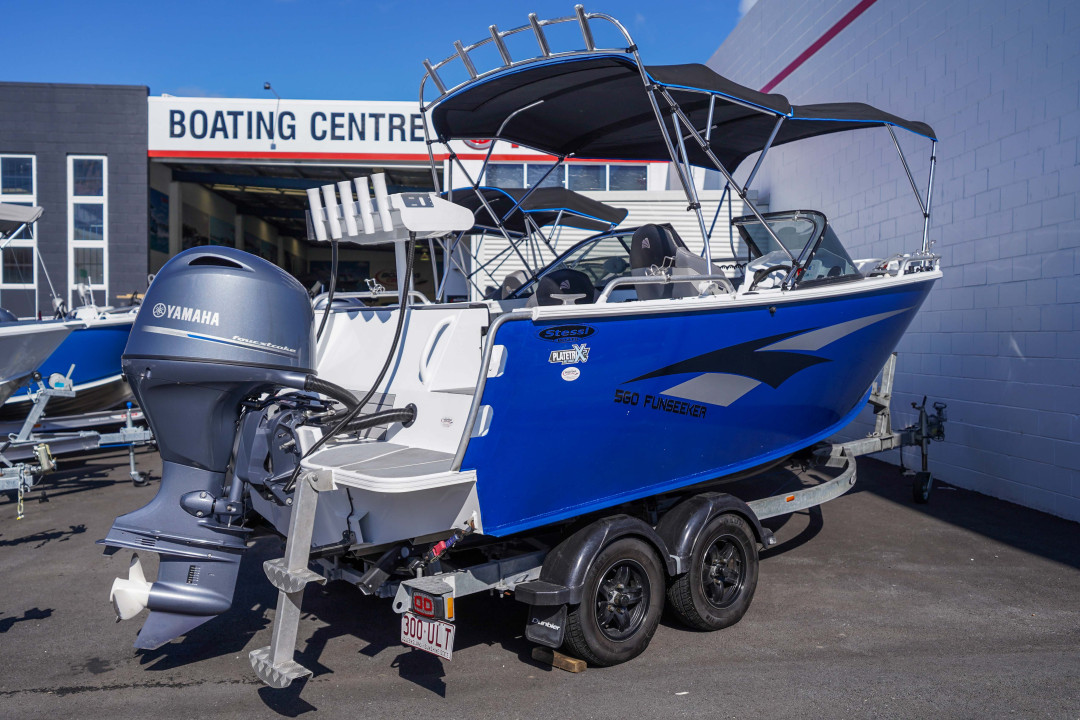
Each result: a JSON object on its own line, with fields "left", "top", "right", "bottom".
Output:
{"left": 484, "top": 162, "right": 649, "bottom": 192}
{"left": 0, "top": 154, "right": 38, "bottom": 293}
{"left": 66, "top": 154, "right": 109, "bottom": 304}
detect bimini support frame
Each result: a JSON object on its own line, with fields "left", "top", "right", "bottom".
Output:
{"left": 420, "top": 5, "right": 938, "bottom": 290}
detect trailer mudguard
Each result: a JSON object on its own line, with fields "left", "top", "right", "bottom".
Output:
{"left": 654, "top": 492, "right": 774, "bottom": 574}
{"left": 515, "top": 514, "right": 675, "bottom": 607}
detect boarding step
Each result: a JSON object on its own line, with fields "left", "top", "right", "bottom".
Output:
{"left": 249, "top": 646, "right": 312, "bottom": 689}
{"left": 303, "top": 440, "right": 470, "bottom": 490}
{"left": 263, "top": 558, "right": 327, "bottom": 594}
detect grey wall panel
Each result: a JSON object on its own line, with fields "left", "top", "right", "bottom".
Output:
{"left": 0, "top": 82, "right": 149, "bottom": 316}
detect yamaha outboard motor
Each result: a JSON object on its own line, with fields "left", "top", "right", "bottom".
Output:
{"left": 102, "top": 247, "right": 318, "bottom": 649}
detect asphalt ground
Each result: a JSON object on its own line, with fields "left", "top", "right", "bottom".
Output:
{"left": 0, "top": 448, "right": 1078, "bottom": 719}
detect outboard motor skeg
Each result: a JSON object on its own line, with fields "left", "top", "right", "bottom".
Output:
{"left": 101, "top": 247, "right": 315, "bottom": 650}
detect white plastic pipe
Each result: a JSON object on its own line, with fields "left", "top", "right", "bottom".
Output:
{"left": 306, "top": 187, "right": 328, "bottom": 241}
{"left": 337, "top": 180, "right": 358, "bottom": 237}
{"left": 354, "top": 176, "right": 375, "bottom": 234}
{"left": 371, "top": 172, "right": 393, "bottom": 232}
{"left": 321, "top": 184, "right": 343, "bottom": 239}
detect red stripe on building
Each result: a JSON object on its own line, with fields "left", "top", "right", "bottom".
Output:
{"left": 147, "top": 150, "right": 665, "bottom": 164}
{"left": 759, "top": 0, "right": 879, "bottom": 93}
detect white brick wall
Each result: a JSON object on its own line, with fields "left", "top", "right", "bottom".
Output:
{"left": 710, "top": 0, "right": 1080, "bottom": 520}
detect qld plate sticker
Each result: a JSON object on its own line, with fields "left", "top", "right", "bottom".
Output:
{"left": 561, "top": 367, "right": 580, "bottom": 382}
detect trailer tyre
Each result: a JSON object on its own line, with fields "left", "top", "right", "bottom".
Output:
{"left": 562, "top": 537, "right": 664, "bottom": 667}
{"left": 667, "top": 513, "right": 758, "bottom": 631}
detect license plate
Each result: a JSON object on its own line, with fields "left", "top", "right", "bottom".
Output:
{"left": 401, "top": 612, "right": 455, "bottom": 660}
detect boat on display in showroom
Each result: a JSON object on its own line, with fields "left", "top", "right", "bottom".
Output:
{"left": 102, "top": 6, "right": 944, "bottom": 686}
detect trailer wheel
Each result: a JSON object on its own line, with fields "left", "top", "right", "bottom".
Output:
{"left": 562, "top": 537, "right": 664, "bottom": 667}
{"left": 667, "top": 513, "right": 758, "bottom": 631}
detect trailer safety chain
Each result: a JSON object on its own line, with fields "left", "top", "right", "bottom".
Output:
{"left": 408, "top": 522, "right": 475, "bottom": 572}
{"left": 16, "top": 483, "right": 24, "bottom": 521}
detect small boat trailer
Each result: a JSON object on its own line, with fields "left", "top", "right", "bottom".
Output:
{"left": 1, "top": 370, "right": 154, "bottom": 519}
{"left": 249, "top": 352, "right": 945, "bottom": 687}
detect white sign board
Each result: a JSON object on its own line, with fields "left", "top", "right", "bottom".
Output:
{"left": 147, "top": 96, "right": 549, "bottom": 162}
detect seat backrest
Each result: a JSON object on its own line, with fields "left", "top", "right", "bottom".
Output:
{"left": 499, "top": 269, "right": 529, "bottom": 299}
{"left": 527, "top": 268, "right": 596, "bottom": 307}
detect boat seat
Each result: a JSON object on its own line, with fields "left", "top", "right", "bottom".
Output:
{"left": 670, "top": 248, "right": 730, "bottom": 298}
{"left": 499, "top": 269, "right": 529, "bottom": 299}
{"left": 527, "top": 268, "right": 596, "bottom": 306}
{"left": 630, "top": 224, "right": 687, "bottom": 301}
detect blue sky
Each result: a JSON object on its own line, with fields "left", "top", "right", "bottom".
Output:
{"left": 7, "top": 1, "right": 744, "bottom": 101}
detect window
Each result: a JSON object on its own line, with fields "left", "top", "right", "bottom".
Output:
{"left": 485, "top": 163, "right": 523, "bottom": 188}
{"left": 568, "top": 165, "right": 606, "bottom": 191}
{"left": 0, "top": 155, "right": 37, "bottom": 294}
{"left": 609, "top": 165, "right": 648, "bottom": 191}
{"left": 511, "top": 232, "right": 634, "bottom": 298}
{"left": 67, "top": 155, "right": 108, "bottom": 304}
{"left": 526, "top": 163, "right": 565, "bottom": 188}
{"left": 484, "top": 162, "right": 649, "bottom": 191}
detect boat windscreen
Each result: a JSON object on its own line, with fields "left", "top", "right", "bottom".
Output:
{"left": 445, "top": 186, "right": 628, "bottom": 234}
{"left": 734, "top": 212, "right": 824, "bottom": 260}
{"left": 430, "top": 55, "right": 936, "bottom": 171}
{"left": 734, "top": 211, "right": 861, "bottom": 285}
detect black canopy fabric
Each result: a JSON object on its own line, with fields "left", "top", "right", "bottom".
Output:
{"left": 430, "top": 54, "right": 936, "bottom": 170}
{"left": 444, "top": 186, "right": 628, "bottom": 234}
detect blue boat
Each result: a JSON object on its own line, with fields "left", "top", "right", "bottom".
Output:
{"left": 103, "top": 6, "right": 943, "bottom": 681}
{"left": 1, "top": 309, "right": 136, "bottom": 418}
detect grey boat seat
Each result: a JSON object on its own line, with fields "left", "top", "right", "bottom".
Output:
{"left": 671, "top": 247, "right": 731, "bottom": 298}
{"left": 499, "top": 269, "right": 529, "bottom": 299}
{"left": 629, "top": 223, "right": 687, "bottom": 300}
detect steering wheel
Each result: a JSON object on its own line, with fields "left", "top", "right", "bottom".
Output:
{"left": 748, "top": 264, "right": 792, "bottom": 292}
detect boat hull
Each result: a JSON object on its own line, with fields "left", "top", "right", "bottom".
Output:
{"left": 1, "top": 317, "right": 134, "bottom": 418}
{"left": 0, "top": 321, "right": 75, "bottom": 406}
{"left": 463, "top": 276, "right": 936, "bottom": 536}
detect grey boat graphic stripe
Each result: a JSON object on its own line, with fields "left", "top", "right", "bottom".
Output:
{"left": 662, "top": 373, "right": 761, "bottom": 407}
{"left": 759, "top": 308, "right": 912, "bottom": 352}
{"left": 640, "top": 307, "right": 915, "bottom": 406}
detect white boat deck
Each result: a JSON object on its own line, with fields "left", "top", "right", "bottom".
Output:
{"left": 302, "top": 440, "right": 471, "bottom": 492}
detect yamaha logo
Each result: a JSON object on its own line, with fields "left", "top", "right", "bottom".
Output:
{"left": 153, "top": 303, "right": 221, "bottom": 327}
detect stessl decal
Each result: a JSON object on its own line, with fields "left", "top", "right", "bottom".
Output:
{"left": 548, "top": 343, "right": 589, "bottom": 365}
{"left": 537, "top": 324, "right": 596, "bottom": 343}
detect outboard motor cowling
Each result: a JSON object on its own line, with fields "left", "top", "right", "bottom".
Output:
{"left": 102, "top": 247, "right": 315, "bottom": 649}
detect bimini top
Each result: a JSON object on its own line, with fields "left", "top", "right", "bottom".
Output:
{"left": 444, "top": 186, "right": 628, "bottom": 235}
{"left": 0, "top": 203, "right": 43, "bottom": 237}
{"left": 429, "top": 55, "right": 936, "bottom": 170}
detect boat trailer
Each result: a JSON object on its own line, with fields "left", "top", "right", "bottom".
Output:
{"left": 247, "top": 352, "right": 946, "bottom": 688}
{"left": 1, "top": 370, "right": 154, "bottom": 519}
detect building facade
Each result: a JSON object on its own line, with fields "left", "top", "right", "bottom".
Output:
{"left": 0, "top": 82, "right": 148, "bottom": 317}
{"left": 712, "top": 0, "right": 1079, "bottom": 520}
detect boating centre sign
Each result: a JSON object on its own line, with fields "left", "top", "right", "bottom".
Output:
{"left": 147, "top": 96, "right": 549, "bottom": 160}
